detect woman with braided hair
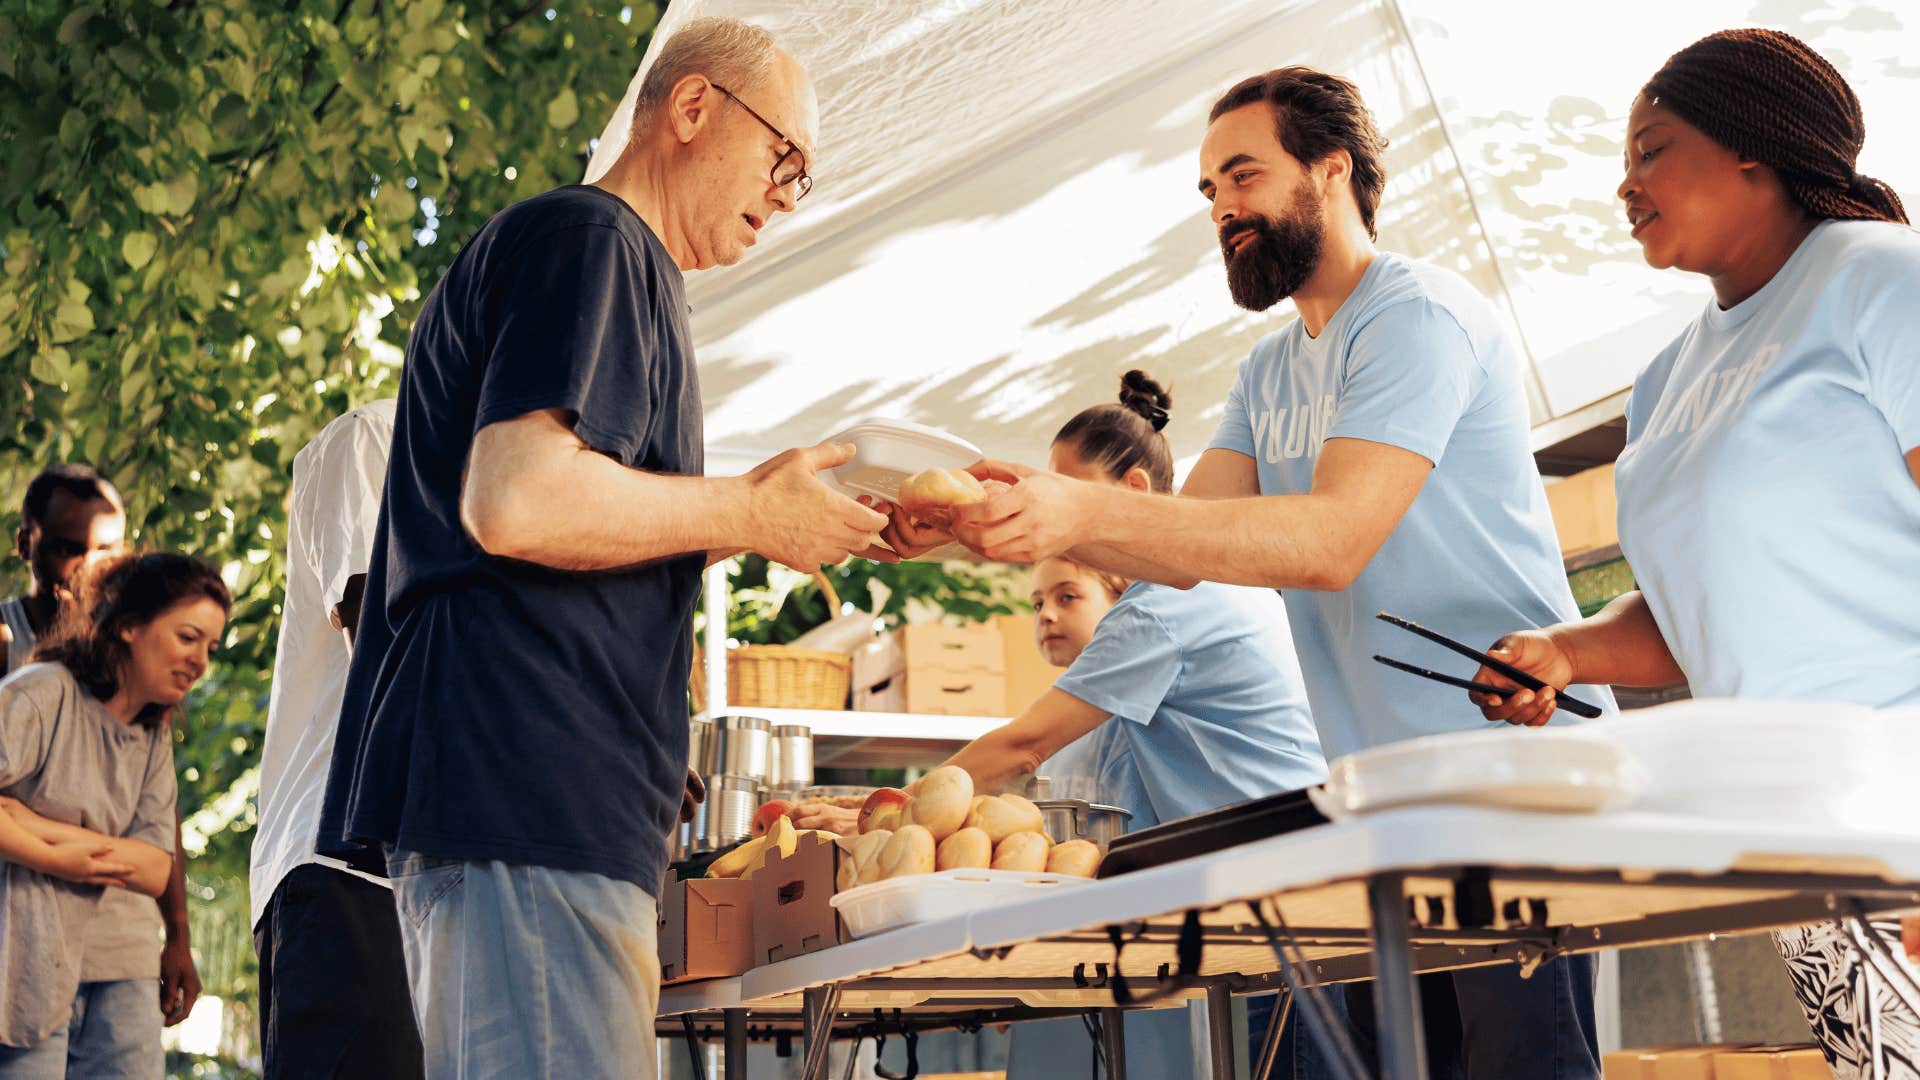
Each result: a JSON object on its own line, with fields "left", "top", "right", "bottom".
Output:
{"left": 1470, "top": 28, "right": 1918, "bottom": 1078}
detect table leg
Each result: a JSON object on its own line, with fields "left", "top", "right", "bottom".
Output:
{"left": 723, "top": 1009, "right": 748, "bottom": 1080}
{"left": 1252, "top": 989, "right": 1291, "bottom": 1080}
{"left": 800, "top": 984, "right": 843, "bottom": 1080}
{"left": 1367, "top": 872, "right": 1429, "bottom": 1080}
{"left": 1205, "top": 983, "right": 1235, "bottom": 1080}
{"left": 1100, "top": 1006, "right": 1128, "bottom": 1080}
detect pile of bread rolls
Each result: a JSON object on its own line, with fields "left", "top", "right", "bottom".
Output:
{"left": 837, "top": 766, "right": 1102, "bottom": 889}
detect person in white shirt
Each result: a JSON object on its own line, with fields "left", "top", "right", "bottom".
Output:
{"left": 248, "top": 399, "right": 421, "bottom": 1078}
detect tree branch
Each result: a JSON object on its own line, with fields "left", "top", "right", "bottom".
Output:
{"left": 489, "top": 2, "right": 547, "bottom": 42}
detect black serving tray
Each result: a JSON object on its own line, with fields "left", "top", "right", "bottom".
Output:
{"left": 1095, "top": 787, "right": 1329, "bottom": 878}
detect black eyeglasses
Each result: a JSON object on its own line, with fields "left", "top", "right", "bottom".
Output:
{"left": 711, "top": 82, "right": 812, "bottom": 201}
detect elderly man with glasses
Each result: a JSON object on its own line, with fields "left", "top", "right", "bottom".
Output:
{"left": 316, "top": 17, "right": 885, "bottom": 1080}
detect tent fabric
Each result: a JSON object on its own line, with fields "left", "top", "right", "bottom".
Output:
{"left": 588, "top": 0, "right": 1919, "bottom": 476}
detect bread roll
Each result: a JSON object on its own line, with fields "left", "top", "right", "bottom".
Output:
{"left": 1045, "top": 839, "right": 1101, "bottom": 878}
{"left": 991, "top": 831, "right": 1050, "bottom": 873}
{"left": 842, "top": 829, "right": 893, "bottom": 889}
{"left": 963, "top": 794, "right": 1045, "bottom": 844}
{"left": 876, "top": 825, "right": 936, "bottom": 880}
{"left": 903, "top": 766, "right": 974, "bottom": 841}
{"left": 897, "top": 467, "right": 986, "bottom": 515}
{"left": 936, "top": 827, "right": 992, "bottom": 871}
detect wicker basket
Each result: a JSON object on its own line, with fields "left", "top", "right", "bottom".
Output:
{"left": 690, "top": 571, "right": 853, "bottom": 713}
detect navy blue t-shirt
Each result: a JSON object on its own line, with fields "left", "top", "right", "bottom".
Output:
{"left": 318, "top": 185, "right": 703, "bottom": 895}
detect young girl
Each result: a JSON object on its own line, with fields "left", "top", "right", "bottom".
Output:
{"left": 1020, "top": 555, "right": 1134, "bottom": 804}
{"left": 0, "top": 552, "right": 230, "bottom": 1078}
{"left": 1473, "top": 30, "right": 1917, "bottom": 1078}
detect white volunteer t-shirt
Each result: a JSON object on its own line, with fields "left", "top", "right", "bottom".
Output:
{"left": 248, "top": 399, "right": 396, "bottom": 930}
{"left": 1615, "top": 220, "right": 1920, "bottom": 707}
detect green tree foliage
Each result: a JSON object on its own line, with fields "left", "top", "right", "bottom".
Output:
{"left": 0, "top": 1, "right": 660, "bottom": 1008}
{"left": 719, "top": 554, "right": 1028, "bottom": 646}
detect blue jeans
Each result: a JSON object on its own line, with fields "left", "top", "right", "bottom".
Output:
{"left": 1247, "top": 954, "right": 1600, "bottom": 1079}
{"left": 386, "top": 851, "right": 660, "bottom": 1080}
{"left": 0, "top": 980, "right": 163, "bottom": 1080}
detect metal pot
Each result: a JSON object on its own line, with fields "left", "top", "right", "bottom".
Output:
{"left": 768, "top": 724, "right": 814, "bottom": 794}
{"left": 1033, "top": 798, "right": 1132, "bottom": 847}
{"left": 711, "top": 714, "right": 772, "bottom": 783}
{"left": 690, "top": 775, "right": 761, "bottom": 854}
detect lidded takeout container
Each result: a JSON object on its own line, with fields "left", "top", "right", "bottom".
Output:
{"left": 819, "top": 418, "right": 982, "bottom": 503}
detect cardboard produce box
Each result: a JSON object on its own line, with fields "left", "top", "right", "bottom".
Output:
{"left": 659, "top": 870, "right": 754, "bottom": 984}
{"left": 751, "top": 832, "right": 847, "bottom": 966}
{"left": 1546, "top": 463, "right": 1618, "bottom": 557}
{"left": 1602, "top": 1044, "right": 1760, "bottom": 1080}
{"left": 852, "top": 623, "right": 1012, "bottom": 715}
{"left": 1712, "top": 1046, "right": 1833, "bottom": 1080}
{"left": 900, "top": 622, "right": 1004, "bottom": 673}
{"left": 995, "top": 613, "right": 1058, "bottom": 715}
{"left": 851, "top": 635, "right": 907, "bottom": 712}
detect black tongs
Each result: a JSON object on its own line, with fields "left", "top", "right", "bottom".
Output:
{"left": 1371, "top": 611, "right": 1603, "bottom": 719}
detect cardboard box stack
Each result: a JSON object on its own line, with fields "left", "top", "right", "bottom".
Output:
{"left": 853, "top": 622, "right": 1009, "bottom": 716}
{"left": 1601, "top": 1045, "right": 1832, "bottom": 1080}
{"left": 1545, "top": 463, "right": 1618, "bottom": 557}
{"left": 1712, "top": 1046, "right": 1834, "bottom": 1080}
{"left": 995, "top": 613, "right": 1058, "bottom": 715}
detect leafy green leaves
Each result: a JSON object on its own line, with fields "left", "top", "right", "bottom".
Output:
{"left": 0, "top": 0, "right": 660, "bottom": 1010}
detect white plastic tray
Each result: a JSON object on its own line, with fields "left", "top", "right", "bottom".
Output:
{"left": 1598, "top": 699, "right": 1912, "bottom": 830}
{"left": 819, "top": 418, "right": 982, "bottom": 503}
{"left": 1319, "top": 727, "right": 1641, "bottom": 819}
{"left": 830, "top": 869, "right": 1089, "bottom": 939}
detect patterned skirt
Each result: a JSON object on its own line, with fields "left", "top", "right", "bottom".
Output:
{"left": 1774, "top": 919, "right": 1920, "bottom": 1079}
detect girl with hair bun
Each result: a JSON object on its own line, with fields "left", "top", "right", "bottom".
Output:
{"left": 1473, "top": 29, "right": 1918, "bottom": 1077}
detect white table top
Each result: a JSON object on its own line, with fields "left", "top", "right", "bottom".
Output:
{"left": 661, "top": 806, "right": 1920, "bottom": 1019}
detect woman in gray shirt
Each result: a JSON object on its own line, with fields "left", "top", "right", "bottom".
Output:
{"left": 0, "top": 552, "right": 229, "bottom": 1078}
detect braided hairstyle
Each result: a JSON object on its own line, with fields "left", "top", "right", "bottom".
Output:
{"left": 1644, "top": 29, "right": 1906, "bottom": 224}
{"left": 1053, "top": 371, "right": 1176, "bottom": 493}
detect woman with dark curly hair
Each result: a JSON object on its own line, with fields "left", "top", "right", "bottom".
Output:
{"left": 0, "top": 552, "right": 229, "bottom": 1078}
{"left": 1472, "top": 29, "right": 1917, "bottom": 1077}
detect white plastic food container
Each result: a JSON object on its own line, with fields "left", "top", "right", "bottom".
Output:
{"left": 1597, "top": 699, "right": 1907, "bottom": 830}
{"left": 818, "top": 418, "right": 983, "bottom": 504}
{"left": 830, "top": 869, "right": 1089, "bottom": 938}
{"left": 1318, "top": 727, "right": 1642, "bottom": 819}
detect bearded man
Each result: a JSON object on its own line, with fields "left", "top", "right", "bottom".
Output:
{"left": 888, "top": 67, "right": 1612, "bottom": 1078}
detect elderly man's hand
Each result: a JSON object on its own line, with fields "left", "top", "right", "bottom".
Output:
{"left": 680, "top": 769, "right": 706, "bottom": 824}
{"left": 949, "top": 461, "right": 1100, "bottom": 564}
{"left": 745, "top": 443, "right": 894, "bottom": 570}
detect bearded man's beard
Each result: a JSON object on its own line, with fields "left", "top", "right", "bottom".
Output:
{"left": 1221, "top": 180, "right": 1326, "bottom": 312}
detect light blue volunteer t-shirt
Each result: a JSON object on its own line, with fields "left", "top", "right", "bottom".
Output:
{"left": 1051, "top": 581, "right": 1326, "bottom": 827}
{"left": 1615, "top": 220, "right": 1920, "bottom": 708}
{"left": 1209, "top": 252, "right": 1613, "bottom": 758}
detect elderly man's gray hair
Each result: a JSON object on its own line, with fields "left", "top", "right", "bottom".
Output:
{"left": 634, "top": 17, "right": 779, "bottom": 125}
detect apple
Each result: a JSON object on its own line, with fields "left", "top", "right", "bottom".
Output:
{"left": 752, "top": 800, "right": 793, "bottom": 837}
{"left": 858, "top": 788, "right": 910, "bottom": 834}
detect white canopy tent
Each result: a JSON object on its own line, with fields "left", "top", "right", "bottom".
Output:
{"left": 588, "top": 0, "right": 1919, "bottom": 478}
